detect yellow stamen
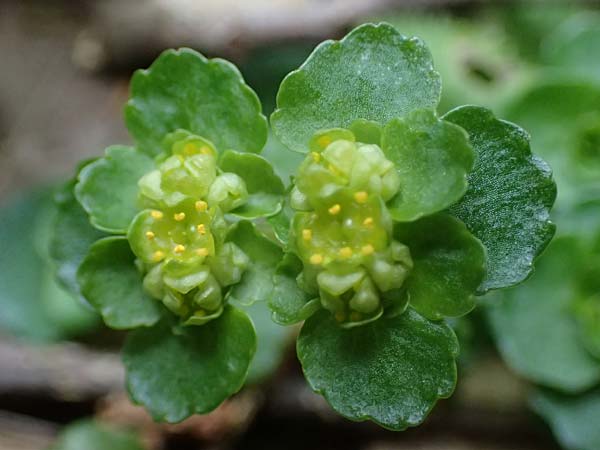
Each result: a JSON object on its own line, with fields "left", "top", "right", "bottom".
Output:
{"left": 183, "top": 143, "right": 197, "bottom": 155}
{"left": 328, "top": 204, "right": 341, "bottom": 215}
{"left": 361, "top": 244, "right": 375, "bottom": 256}
{"left": 199, "top": 146, "right": 211, "bottom": 155}
{"left": 193, "top": 309, "right": 206, "bottom": 317}
{"left": 152, "top": 250, "right": 165, "bottom": 262}
{"left": 196, "top": 247, "right": 209, "bottom": 257}
{"left": 335, "top": 311, "right": 345, "bottom": 322}
{"left": 317, "top": 135, "right": 332, "bottom": 148}
{"left": 145, "top": 231, "right": 155, "bottom": 240}
{"left": 363, "top": 217, "right": 374, "bottom": 226}
{"left": 354, "top": 191, "right": 368, "bottom": 204}
{"left": 174, "top": 244, "right": 186, "bottom": 254}
{"left": 151, "top": 210, "right": 163, "bottom": 220}
{"left": 311, "top": 151, "right": 321, "bottom": 163}
{"left": 196, "top": 224, "right": 206, "bottom": 234}
{"left": 310, "top": 254, "right": 323, "bottom": 265}
{"left": 328, "top": 164, "right": 341, "bottom": 176}
{"left": 302, "top": 229, "right": 312, "bottom": 240}
{"left": 339, "top": 247, "right": 353, "bottom": 258}
{"left": 174, "top": 212, "right": 186, "bottom": 221}
{"left": 195, "top": 200, "right": 208, "bottom": 212}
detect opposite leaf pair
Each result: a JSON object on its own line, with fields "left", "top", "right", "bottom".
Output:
{"left": 49, "top": 23, "right": 556, "bottom": 429}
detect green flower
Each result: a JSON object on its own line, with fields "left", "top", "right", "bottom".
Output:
{"left": 290, "top": 129, "right": 413, "bottom": 327}
{"left": 127, "top": 130, "right": 252, "bottom": 325}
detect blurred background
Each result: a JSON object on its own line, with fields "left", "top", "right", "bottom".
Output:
{"left": 1, "top": 1, "right": 600, "bottom": 449}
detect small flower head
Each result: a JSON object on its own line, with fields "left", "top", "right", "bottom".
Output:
{"left": 127, "top": 130, "right": 252, "bottom": 325}
{"left": 291, "top": 129, "right": 412, "bottom": 327}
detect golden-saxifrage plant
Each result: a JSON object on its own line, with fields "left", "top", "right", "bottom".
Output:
{"left": 49, "top": 23, "right": 556, "bottom": 429}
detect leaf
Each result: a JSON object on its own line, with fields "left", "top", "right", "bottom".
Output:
{"left": 219, "top": 150, "right": 285, "bottom": 218}
{"left": 50, "top": 177, "right": 105, "bottom": 298}
{"left": 75, "top": 146, "right": 155, "bottom": 233}
{"left": 123, "top": 305, "right": 256, "bottom": 422}
{"left": 394, "top": 214, "right": 486, "bottom": 320}
{"left": 268, "top": 252, "right": 321, "bottom": 325}
{"left": 486, "top": 236, "right": 600, "bottom": 393}
{"left": 241, "top": 300, "right": 291, "bottom": 384}
{"left": 297, "top": 308, "right": 458, "bottom": 430}
{"left": 77, "top": 237, "right": 162, "bottom": 329}
{"left": 532, "top": 388, "right": 600, "bottom": 450}
{"left": 125, "top": 48, "right": 267, "bottom": 156}
{"left": 271, "top": 23, "right": 441, "bottom": 153}
{"left": 444, "top": 105, "right": 556, "bottom": 293}
{"left": 225, "top": 221, "right": 283, "bottom": 305}
{"left": 573, "top": 294, "right": 600, "bottom": 359}
{"left": 50, "top": 420, "right": 145, "bottom": 450}
{"left": 0, "top": 190, "right": 97, "bottom": 341}
{"left": 382, "top": 109, "right": 473, "bottom": 222}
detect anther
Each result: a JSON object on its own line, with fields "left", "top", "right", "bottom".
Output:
{"left": 183, "top": 143, "right": 196, "bottom": 155}
{"left": 335, "top": 311, "right": 345, "bottom": 322}
{"left": 350, "top": 312, "right": 362, "bottom": 322}
{"left": 145, "top": 231, "right": 155, "bottom": 240}
{"left": 174, "top": 212, "right": 186, "bottom": 221}
{"left": 328, "top": 204, "right": 341, "bottom": 215}
{"left": 174, "top": 244, "right": 186, "bottom": 254}
{"left": 310, "top": 254, "right": 323, "bottom": 265}
{"left": 152, "top": 250, "right": 165, "bottom": 262}
{"left": 302, "top": 229, "right": 312, "bottom": 240}
{"left": 311, "top": 152, "right": 321, "bottom": 163}
{"left": 195, "top": 200, "right": 208, "bottom": 212}
{"left": 361, "top": 244, "right": 374, "bottom": 256}
{"left": 317, "top": 136, "right": 332, "bottom": 148}
{"left": 196, "top": 224, "right": 206, "bottom": 234}
{"left": 339, "top": 247, "right": 353, "bottom": 258}
{"left": 151, "top": 210, "right": 163, "bottom": 220}
{"left": 354, "top": 191, "right": 368, "bottom": 204}
{"left": 196, "top": 247, "right": 209, "bottom": 257}
{"left": 363, "top": 217, "right": 374, "bottom": 226}
{"left": 199, "top": 146, "right": 211, "bottom": 155}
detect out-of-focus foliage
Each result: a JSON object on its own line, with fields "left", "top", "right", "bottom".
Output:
{"left": 0, "top": 190, "right": 98, "bottom": 341}
{"left": 49, "top": 420, "right": 145, "bottom": 450}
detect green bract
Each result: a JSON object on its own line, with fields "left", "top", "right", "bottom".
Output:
{"left": 269, "top": 22, "right": 555, "bottom": 429}
{"left": 50, "top": 47, "right": 282, "bottom": 422}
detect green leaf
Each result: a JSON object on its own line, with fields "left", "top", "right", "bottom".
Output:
{"left": 269, "top": 252, "right": 321, "bottom": 325}
{"left": 382, "top": 109, "right": 473, "bottom": 222}
{"left": 573, "top": 294, "right": 600, "bottom": 359}
{"left": 75, "top": 146, "right": 154, "bottom": 233}
{"left": 219, "top": 150, "right": 285, "bottom": 218}
{"left": 532, "top": 388, "right": 600, "bottom": 450}
{"left": 77, "top": 237, "right": 162, "bottom": 329}
{"left": 50, "top": 177, "right": 105, "bottom": 298}
{"left": 271, "top": 23, "right": 441, "bottom": 153}
{"left": 125, "top": 48, "right": 267, "bottom": 156}
{"left": 266, "top": 197, "right": 294, "bottom": 247}
{"left": 50, "top": 420, "right": 145, "bottom": 450}
{"left": 486, "top": 236, "right": 600, "bottom": 393}
{"left": 0, "top": 190, "right": 97, "bottom": 341}
{"left": 225, "top": 221, "right": 283, "bottom": 305}
{"left": 123, "top": 305, "right": 256, "bottom": 422}
{"left": 394, "top": 214, "right": 486, "bottom": 320}
{"left": 297, "top": 308, "right": 458, "bottom": 430}
{"left": 242, "top": 300, "right": 291, "bottom": 384}
{"left": 444, "top": 105, "right": 556, "bottom": 293}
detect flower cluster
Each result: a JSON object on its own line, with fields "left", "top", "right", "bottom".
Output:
{"left": 128, "top": 130, "right": 251, "bottom": 325}
{"left": 290, "top": 129, "right": 414, "bottom": 327}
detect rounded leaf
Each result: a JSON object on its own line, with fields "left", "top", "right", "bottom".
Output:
{"left": 271, "top": 23, "right": 441, "bottom": 153}
{"left": 123, "top": 306, "right": 256, "bottom": 422}
{"left": 382, "top": 109, "right": 473, "bottom": 222}
{"left": 219, "top": 150, "right": 285, "bottom": 218}
{"left": 125, "top": 48, "right": 267, "bottom": 156}
{"left": 75, "top": 146, "right": 155, "bottom": 233}
{"left": 486, "top": 236, "right": 600, "bottom": 393}
{"left": 225, "top": 221, "right": 283, "bottom": 305}
{"left": 50, "top": 420, "right": 144, "bottom": 450}
{"left": 77, "top": 237, "right": 162, "bottom": 329}
{"left": 445, "top": 105, "right": 556, "bottom": 293}
{"left": 395, "top": 214, "right": 486, "bottom": 320}
{"left": 297, "top": 308, "right": 458, "bottom": 430}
